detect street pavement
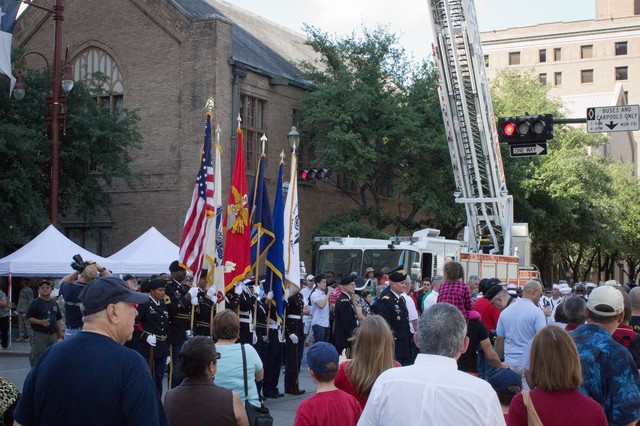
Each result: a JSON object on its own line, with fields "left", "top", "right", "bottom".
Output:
{"left": 1, "top": 337, "right": 314, "bottom": 425}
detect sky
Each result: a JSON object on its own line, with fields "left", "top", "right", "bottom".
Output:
{"left": 222, "top": 0, "right": 596, "bottom": 61}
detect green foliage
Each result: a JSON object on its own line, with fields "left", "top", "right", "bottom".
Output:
{"left": 298, "top": 25, "right": 463, "bottom": 237}
{"left": 0, "top": 65, "right": 142, "bottom": 249}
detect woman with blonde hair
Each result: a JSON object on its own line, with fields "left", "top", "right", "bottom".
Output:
{"left": 507, "top": 325, "right": 606, "bottom": 425}
{"left": 334, "top": 315, "right": 400, "bottom": 408}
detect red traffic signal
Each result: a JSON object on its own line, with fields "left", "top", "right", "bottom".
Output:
{"left": 497, "top": 115, "right": 554, "bottom": 143}
{"left": 299, "top": 167, "right": 332, "bottom": 182}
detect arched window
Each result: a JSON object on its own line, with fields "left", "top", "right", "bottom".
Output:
{"left": 72, "top": 47, "right": 124, "bottom": 114}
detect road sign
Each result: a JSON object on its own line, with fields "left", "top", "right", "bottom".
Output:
{"left": 586, "top": 105, "right": 640, "bottom": 133}
{"left": 509, "top": 143, "right": 547, "bottom": 158}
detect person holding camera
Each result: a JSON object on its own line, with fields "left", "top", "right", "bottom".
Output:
{"left": 26, "top": 280, "right": 64, "bottom": 366}
{"left": 59, "top": 254, "right": 111, "bottom": 338}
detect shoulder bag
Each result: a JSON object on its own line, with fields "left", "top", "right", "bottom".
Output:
{"left": 241, "top": 344, "right": 273, "bottom": 426}
{"left": 521, "top": 390, "right": 543, "bottom": 426}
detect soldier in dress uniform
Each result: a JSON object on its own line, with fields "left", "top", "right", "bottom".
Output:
{"left": 284, "top": 287, "right": 306, "bottom": 395}
{"left": 253, "top": 288, "right": 268, "bottom": 401}
{"left": 236, "top": 279, "right": 258, "bottom": 344}
{"left": 192, "top": 270, "right": 214, "bottom": 337}
{"left": 372, "top": 267, "right": 412, "bottom": 366}
{"left": 136, "top": 278, "right": 170, "bottom": 394}
{"left": 164, "top": 260, "right": 193, "bottom": 388}
{"left": 333, "top": 274, "right": 359, "bottom": 358}
{"left": 262, "top": 292, "right": 285, "bottom": 399}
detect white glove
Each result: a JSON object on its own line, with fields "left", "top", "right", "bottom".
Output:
{"left": 191, "top": 297, "right": 199, "bottom": 306}
{"left": 252, "top": 285, "right": 260, "bottom": 295}
{"left": 289, "top": 333, "right": 299, "bottom": 344}
{"left": 235, "top": 284, "right": 243, "bottom": 295}
{"left": 267, "top": 291, "right": 274, "bottom": 301}
{"left": 252, "top": 331, "right": 258, "bottom": 345}
{"left": 188, "top": 287, "right": 199, "bottom": 298}
{"left": 206, "top": 285, "right": 217, "bottom": 300}
{"left": 284, "top": 287, "right": 290, "bottom": 299}
{"left": 146, "top": 334, "right": 157, "bottom": 347}
{"left": 166, "top": 356, "right": 171, "bottom": 366}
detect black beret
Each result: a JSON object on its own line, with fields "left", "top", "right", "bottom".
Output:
{"left": 485, "top": 285, "right": 505, "bottom": 302}
{"left": 388, "top": 270, "right": 408, "bottom": 283}
{"left": 147, "top": 278, "right": 167, "bottom": 291}
{"left": 169, "top": 260, "right": 185, "bottom": 272}
{"left": 340, "top": 275, "right": 356, "bottom": 286}
{"left": 200, "top": 269, "right": 208, "bottom": 279}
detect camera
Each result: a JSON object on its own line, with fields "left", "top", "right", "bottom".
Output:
{"left": 70, "top": 254, "right": 88, "bottom": 272}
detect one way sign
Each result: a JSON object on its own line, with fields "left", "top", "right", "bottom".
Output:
{"left": 510, "top": 143, "right": 548, "bottom": 158}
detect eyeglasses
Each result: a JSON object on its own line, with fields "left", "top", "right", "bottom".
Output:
{"left": 215, "top": 352, "right": 221, "bottom": 360}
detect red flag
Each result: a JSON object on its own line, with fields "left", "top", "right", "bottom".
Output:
{"left": 178, "top": 112, "right": 214, "bottom": 279}
{"left": 222, "top": 127, "right": 251, "bottom": 292}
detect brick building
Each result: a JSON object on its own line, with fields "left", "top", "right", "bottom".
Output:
{"left": 480, "top": 0, "right": 640, "bottom": 174}
{"left": 13, "top": 0, "right": 345, "bottom": 269}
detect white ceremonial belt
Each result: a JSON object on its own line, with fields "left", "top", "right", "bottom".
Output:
{"left": 239, "top": 310, "right": 250, "bottom": 315}
{"left": 268, "top": 320, "right": 278, "bottom": 326}
{"left": 268, "top": 325, "right": 279, "bottom": 330}
{"left": 239, "top": 318, "right": 252, "bottom": 324}
{"left": 287, "top": 314, "right": 302, "bottom": 319}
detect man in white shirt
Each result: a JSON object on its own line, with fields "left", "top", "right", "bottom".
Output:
{"left": 421, "top": 275, "right": 443, "bottom": 311}
{"left": 358, "top": 303, "right": 505, "bottom": 426}
{"left": 309, "top": 275, "right": 333, "bottom": 343}
{"left": 300, "top": 275, "right": 315, "bottom": 342}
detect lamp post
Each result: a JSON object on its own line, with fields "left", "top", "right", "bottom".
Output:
{"left": 13, "top": 0, "right": 73, "bottom": 226}
{"left": 287, "top": 126, "right": 300, "bottom": 152}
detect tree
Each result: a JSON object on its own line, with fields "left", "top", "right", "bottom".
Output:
{"left": 0, "top": 68, "right": 142, "bottom": 252}
{"left": 298, "top": 26, "right": 462, "bottom": 236}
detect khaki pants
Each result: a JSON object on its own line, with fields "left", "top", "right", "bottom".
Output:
{"left": 30, "top": 331, "right": 57, "bottom": 367}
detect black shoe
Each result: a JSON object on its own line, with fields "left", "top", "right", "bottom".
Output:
{"left": 263, "top": 390, "right": 281, "bottom": 399}
{"left": 286, "top": 389, "right": 306, "bottom": 395}
{"left": 276, "top": 392, "right": 285, "bottom": 398}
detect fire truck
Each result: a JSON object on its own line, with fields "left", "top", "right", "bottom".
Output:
{"left": 316, "top": 0, "right": 539, "bottom": 286}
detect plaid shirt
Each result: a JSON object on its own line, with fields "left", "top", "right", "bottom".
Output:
{"left": 436, "top": 281, "right": 472, "bottom": 320}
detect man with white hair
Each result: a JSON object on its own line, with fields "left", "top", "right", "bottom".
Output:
{"left": 358, "top": 303, "right": 504, "bottom": 425}
{"left": 421, "top": 275, "right": 443, "bottom": 311}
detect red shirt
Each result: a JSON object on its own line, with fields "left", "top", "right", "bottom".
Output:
{"left": 473, "top": 297, "right": 501, "bottom": 332}
{"left": 294, "top": 389, "right": 361, "bottom": 426}
{"left": 507, "top": 389, "right": 607, "bottom": 426}
{"left": 333, "top": 360, "right": 401, "bottom": 409}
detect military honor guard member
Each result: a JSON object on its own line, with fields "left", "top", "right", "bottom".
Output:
{"left": 262, "top": 293, "right": 285, "bottom": 399}
{"left": 284, "top": 288, "right": 306, "bottom": 395}
{"left": 333, "top": 274, "right": 359, "bottom": 358}
{"left": 136, "top": 278, "right": 170, "bottom": 394}
{"left": 192, "top": 270, "right": 215, "bottom": 337}
{"left": 165, "top": 260, "right": 193, "bottom": 388}
{"left": 373, "top": 267, "right": 413, "bottom": 366}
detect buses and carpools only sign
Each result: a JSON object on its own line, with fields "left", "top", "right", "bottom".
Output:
{"left": 586, "top": 105, "right": 640, "bottom": 133}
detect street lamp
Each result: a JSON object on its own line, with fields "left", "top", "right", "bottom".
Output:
{"left": 12, "top": 0, "right": 73, "bottom": 226}
{"left": 288, "top": 126, "right": 300, "bottom": 152}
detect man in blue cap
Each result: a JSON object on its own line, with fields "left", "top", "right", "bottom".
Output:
{"left": 14, "top": 277, "right": 168, "bottom": 425}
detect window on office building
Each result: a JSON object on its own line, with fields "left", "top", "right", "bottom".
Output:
{"left": 624, "top": 91, "right": 629, "bottom": 103}
{"left": 539, "top": 49, "right": 547, "bottom": 63}
{"left": 509, "top": 52, "right": 520, "bottom": 66}
{"left": 554, "top": 72, "right": 562, "bottom": 86}
{"left": 484, "top": 55, "right": 489, "bottom": 67}
{"left": 581, "top": 45, "right": 593, "bottom": 59}
{"left": 240, "top": 95, "right": 267, "bottom": 173}
{"left": 616, "top": 66, "right": 628, "bottom": 81}
{"left": 554, "top": 48, "right": 562, "bottom": 61}
{"left": 581, "top": 69, "right": 594, "bottom": 84}
{"left": 539, "top": 73, "right": 547, "bottom": 85}
{"left": 615, "top": 41, "right": 628, "bottom": 56}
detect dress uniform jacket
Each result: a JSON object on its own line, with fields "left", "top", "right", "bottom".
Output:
{"left": 237, "top": 286, "right": 257, "bottom": 344}
{"left": 193, "top": 288, "right": 214, "bottom": 337}
{"left": 284, "top": 292, "right": 305, "bottom": 393}
{"left": 333, "top": 292, "right": 358, "bottom": 354}
{"left": 373, "top": 286, "right": 412, "bottom": 364}
{"left": 136, "top": 299, "right": 169, "bottom": 360}
{"left": 164, "top": 279, "right": 191, "bottom": 346}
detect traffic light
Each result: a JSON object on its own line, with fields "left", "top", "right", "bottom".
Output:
{"left": 497, "top": 114, "right": 554, "bottom": 143}
{"left": 299, "top": 167, "right": 332, "bottom": 182}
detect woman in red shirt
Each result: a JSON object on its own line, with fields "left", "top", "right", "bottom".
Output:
{"left": 334, "top": 315, "right": 400, "bottom": 408}
{"left": 507, "top": 325, "right": 607, "bottom": 426}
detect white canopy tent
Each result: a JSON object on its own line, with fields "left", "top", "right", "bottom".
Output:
{"left": 0, "top": 225, "right": 121, "bottom": 277}
{"left": 107, "top": 227, "right": 178, "bottom": 275}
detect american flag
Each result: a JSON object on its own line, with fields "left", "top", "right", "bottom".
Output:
{"left": 178, "top": 112, "right": 214, "bottom": 280}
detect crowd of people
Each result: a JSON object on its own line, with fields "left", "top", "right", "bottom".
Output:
{"left": 3, "top": 259, "right": 640, "bottom": 425}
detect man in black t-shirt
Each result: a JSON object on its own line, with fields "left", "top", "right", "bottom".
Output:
{"left": 26, "top": 280, "right": 63, "bottom": 367}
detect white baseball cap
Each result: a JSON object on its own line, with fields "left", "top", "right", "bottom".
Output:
{"left": 587, "top": 286, "right": 624, "bottom": 316}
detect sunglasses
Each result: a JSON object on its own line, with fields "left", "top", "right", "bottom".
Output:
{"left": 215, "top": 352, "right": 221, "bottom": 360}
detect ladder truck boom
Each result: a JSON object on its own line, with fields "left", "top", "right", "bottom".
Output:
{"left": 426, "top": 0, "right": 514, "bottom": 256}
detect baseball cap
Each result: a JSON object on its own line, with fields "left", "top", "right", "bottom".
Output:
{"left": 307, "top": 342, "right": 339, "bottom": 373}
{"left": 485, "top": 285, "right": 505, "bottom": 302}
{"left": 486, "top": 368, "right": 522, "bottom": 398}
{"left": 587, "top": 286, "right": 624, "bottom": 317}
{"left": 79, "top": 277, "right": 150, "bottom": 316}
{"left": 306, "top": 274, "right": 315, "bottom": 281}
{"left": 604, "top": 279, "right": 621, "bottom": 287}
{"left": 123, "top": 274, "right": 136, "bottom": 281}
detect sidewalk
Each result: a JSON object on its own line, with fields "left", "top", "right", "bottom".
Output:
{"left": 1, "top": 338, "right": 31, "bottom": 357}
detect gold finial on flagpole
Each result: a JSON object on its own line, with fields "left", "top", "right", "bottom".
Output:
{"left": 236, "top": 113, "right": 242, "bottom": 129}
{"left": 205, "top": 98, "right": 214, "bottom": 113}
{"left": 280, "top": 149, "right": 285, "bottom": 164}
{"left": 260, "top": 133, "right": 267, "bottom": 153}
{"left": 215, "top": 124, "right": 221, "bottom": 145}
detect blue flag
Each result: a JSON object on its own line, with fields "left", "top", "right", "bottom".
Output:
{"left": 249, "top": 152, "right": 275, "bottom": 268}
{"left": 0, "top": 0, "right": 21, "bottom": 92}
{"left": 264, "top": 160, "right": 285, "bottom": 321}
